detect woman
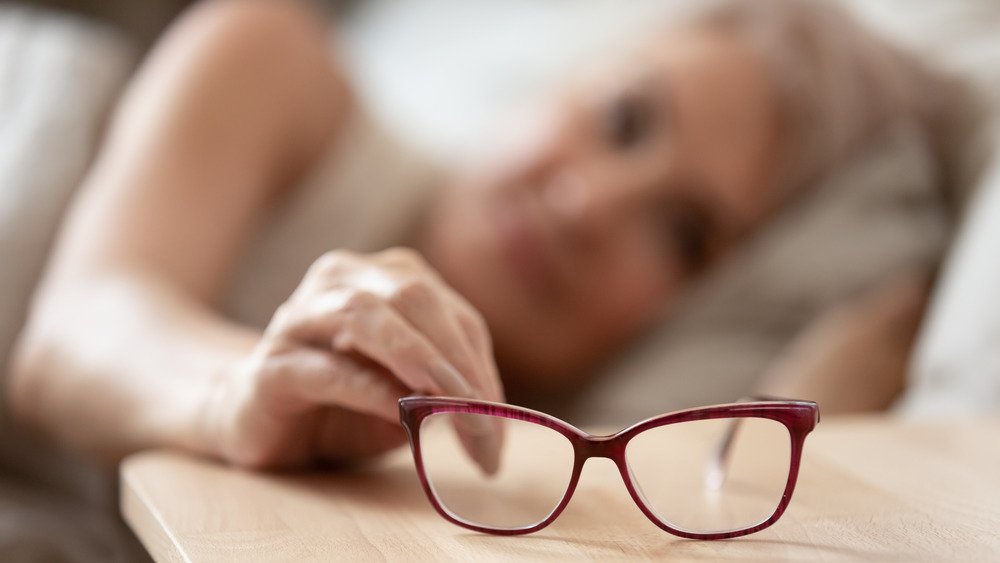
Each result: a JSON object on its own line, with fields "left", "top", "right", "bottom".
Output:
{"left": 7, "top": 0, "right": 947, "bottom": 476}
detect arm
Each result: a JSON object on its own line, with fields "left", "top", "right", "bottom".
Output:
{"left": 7, "top": 0, "right": 345, "bottom": 461}
{"left": 7, "top": 0, "right": 504, "bottom": 470}
{"left": 755, "top": 269, "right": 933, "bottom": 415}
{"left": 699, "top": 273, "right": 926, "bottom": 490}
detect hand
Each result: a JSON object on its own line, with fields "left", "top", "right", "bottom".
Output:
{"left": 203, "top": 248, "right": 505, "bottom": 470}
{"left": 757, "top": 270, "right": 931, "bottom": 414}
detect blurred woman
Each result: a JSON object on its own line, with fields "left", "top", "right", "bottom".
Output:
{"left": 8, "top": 0, "right": 951, "bottom": 476}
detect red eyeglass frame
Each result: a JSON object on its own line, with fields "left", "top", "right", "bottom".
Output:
{"left": 399, "top": 396, "right": 819, "bottom": 540}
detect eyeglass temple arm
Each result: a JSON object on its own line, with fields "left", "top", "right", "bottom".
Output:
{"left": 704, "top": 394, "right": 799, "bottom": 491}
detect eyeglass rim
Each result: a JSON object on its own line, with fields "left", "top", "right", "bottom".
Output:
{"left": 398, "top": 396, "right": 819, "bottom": 540}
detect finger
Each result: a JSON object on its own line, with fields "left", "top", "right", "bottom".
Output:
{"left": 448, "top": 308, "right": 507, "bottom": 474}
{"left": 451, "top": 303, "right": 505, "bottom": 403}
{"left": 280, "top": 290, "right": 474, "bottom": 398}
{"left": 295, "top": 249, "right": 503, "bottom": 402}
{"left": 313, "top": 409, "right": 407, "bottom": 461}
{"left": 371, "top": 291, "right": 506, "bottom": 474}
{"left": 329, "top": 304, "right": 505, "bottom": 475}
{"left": 434, "top": 287, "right": 505, "bottom": 403}
{"left": 267, "top": 345, "right": 410, "bottom": 424}
{"left": 277, "top": 291, "right": 503, "bottom": 473}
{"left": 389, "top": 281, "right": 500, "bottom": 402}
{"left": 450, "top": 412, "right": 504, "bottom": 476}
{"left": 373, "top": 248, "right": 503, "bottom": 402}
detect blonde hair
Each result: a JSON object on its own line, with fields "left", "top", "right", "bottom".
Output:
{"left": 674, "top": 0, "right": 963, "bottom": 199}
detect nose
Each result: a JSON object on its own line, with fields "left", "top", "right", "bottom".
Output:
{"left": 541, "top": 168, "right": 626, "bottom": 251}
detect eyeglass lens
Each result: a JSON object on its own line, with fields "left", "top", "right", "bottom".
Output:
{"left": 626, "top": 417, "right": 791, "bottom": 533}
{"left": 418, "top": 412, "right": 791, "bottom": 534}
{"left": 419, "top": 412, "right": 574, "bottom": 530}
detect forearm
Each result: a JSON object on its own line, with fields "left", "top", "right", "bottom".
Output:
{"left": 9, "top": 272, "right": 259, "bottom": 462}
{"left": 5, "top": 0, "right": 355, "bottom": 465}
{"left": 757, "top": 270, "right": 932, "bottom": 414}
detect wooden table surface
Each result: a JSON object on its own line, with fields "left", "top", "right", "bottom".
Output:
{"left": 121, "top": 416, "right": 1000, "bottom": 561}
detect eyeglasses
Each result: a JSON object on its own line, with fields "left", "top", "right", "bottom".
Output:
{"left": 399, "top": 396, "right": 819, "bottom": 539}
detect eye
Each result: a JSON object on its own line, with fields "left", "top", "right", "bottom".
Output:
{"left": 603, "top": 91, "right": 653, "bottom": 150}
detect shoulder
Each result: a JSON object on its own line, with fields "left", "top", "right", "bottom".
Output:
{"left": 172, "top": 0, "right": 342, "bottom": 72}
{"left": 131, "top": 0, "right": 353, "bottom": 172}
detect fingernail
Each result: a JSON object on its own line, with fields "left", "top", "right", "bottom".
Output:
{"left": 429, "top": 359, "right": 475, "bottom": 398}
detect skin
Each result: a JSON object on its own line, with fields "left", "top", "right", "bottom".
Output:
{"left": 6, "top": 0, "right": 920, "bottom": 470}
{"left": 758, "top": 270, "right": 933, "bottom": 414}
{"left": 419, "top": 29, "right": 783, "bottom": 397}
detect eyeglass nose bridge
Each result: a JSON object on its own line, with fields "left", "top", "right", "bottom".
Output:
{"left": 575, "top": 433, "right": 627, "bottom": 462}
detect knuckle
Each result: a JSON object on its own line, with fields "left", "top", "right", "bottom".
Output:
{"left": 343, "top": 366, "right": 377, "bottom": 396}
{"left": 310, "top": 250, "right": 356, "bottom": 276}
{"left": 321, "top": 357, "right": 352, "bottom": 394}
{"left": 257, "top": 333, "right": 291, "bottom": 358}
{"left": 331, "top": 331, "right": 355, "bottom": 353}
{"left": 341, "top": 288, "right": 379, "bottom": 313}
{"left": 390, "top": 279, "right": 436, "bottom": 309}
{"left": 267, "top": 301, "right": 296, "bottom": 331}
{"left": 329, "top": 357, "right": 395, "bottom": 405}
{"left": 379, "top": 247, "right": 426, "bottom": 269}
{"left": 249, "top": 349, "right": 292, "bottom": 393}
{"left": 329, "top": 290, "right": 378, "bottom": 352}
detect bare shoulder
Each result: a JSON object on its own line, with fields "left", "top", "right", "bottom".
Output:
{"left": 171, "top": 0, "right": 345, "bottom": 76}
{"left": 169, "top": 0, "right": 348, "bottom": 86}
{"left": 122, "top": 0, "right": 353, "bottom": 174}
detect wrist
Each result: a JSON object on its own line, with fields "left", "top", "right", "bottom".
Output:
{"left": 155, "top": 319, "right": 261, "bottom": 461}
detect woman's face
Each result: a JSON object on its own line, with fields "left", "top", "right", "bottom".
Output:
{"left": 421, "top": 28, "right": 783, "bottom": 394}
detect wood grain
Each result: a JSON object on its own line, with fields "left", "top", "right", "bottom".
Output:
{"left": 121, "top": 416, "right": 1000, "bottom": 561}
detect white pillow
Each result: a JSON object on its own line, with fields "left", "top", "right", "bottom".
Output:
{"left": 899, "top": 123, "right": 1000, "bottom": 418}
